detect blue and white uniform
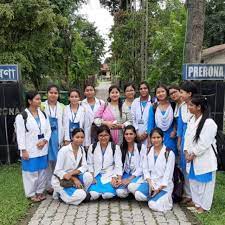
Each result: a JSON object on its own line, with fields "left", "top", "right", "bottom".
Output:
{"left": 117, "top": 143, "right": 146, "bottom": 198}
{"left": 147, "top": 104, "right": 177, "bottom": 155}
{"left": 135, "top": 145, "right": 175, "bottom": 212}
{"left": 82, "top": 97, "right": 104, "bottom": 146}
{"left": 184, "top": 116, "right": 217, "bottom": 211}
{"left": 87, "top": 142, "right": 123, "bottom": 200}
{"left": 131, "top": 97, "right": 151, "bottom": 145}
{"left": 51, "top": 144, "right": 93, "bottom": 205}
{"left": 42, "top": 101, "right": 64, "bottom": 189}
{"left": 15, "top": 108, "right": 51, "bottom": 197}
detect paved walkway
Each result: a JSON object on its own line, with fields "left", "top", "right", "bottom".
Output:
{"left": 27, "top": 81, "right": 193, "bottom": 225}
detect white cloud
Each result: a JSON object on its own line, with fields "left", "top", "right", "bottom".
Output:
{"left": 78, "top": 0, "right": 114, "bottom": 60}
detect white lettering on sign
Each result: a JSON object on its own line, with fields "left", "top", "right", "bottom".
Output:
{"left": 0, "top": 69, "right": 16, "bottom": 79}
{"left": 187, "top": 65, "right": 224, "bottom": 79}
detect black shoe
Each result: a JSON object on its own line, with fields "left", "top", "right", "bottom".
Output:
{"left": 83, "top": 193, "right": 91, "bottom": 203}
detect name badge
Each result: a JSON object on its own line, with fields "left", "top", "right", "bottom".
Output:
{"left": 38, "top": 134, "right": 44, "bottom": 140}
{"left": 138, "top": 119, "right": 144, "bottom": 124}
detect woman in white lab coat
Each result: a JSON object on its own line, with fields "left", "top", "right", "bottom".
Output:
{"left": 87, "top": 125, "right": 123, "bottom": 200}
{"left": 135, "top": 128, "right": 175, "bottom": 212}
{"left": 116, "top": 125, "right": 146, "bottom": 198}
{"left": 131, "top": 81, "right": 151, "bottom": 145}
{"left": 184, "top": 95, "right": 217, "bottom": 213}
{"left": 15, "top": 91, "right": 51, "bottom": 202}
{"left": 52, "top": 128, "right": 93, "bottom": 205}
{"left": 64, "top": 89, "right": 89, "bottom": 146}
{"left": 41, "top": 84, "right": 65, "bottom": 194}
{"left": 82, "top": 84, "right": 104, "bottom": 146}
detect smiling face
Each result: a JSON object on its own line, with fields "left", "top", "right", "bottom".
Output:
{"left": 72, "top": 131, "right": 85, "bottom": 146}
{"left": 84, "top": 86, "right": 95, "bottom": 99}
{"left": 188, "top": 100, "right": 201, "bottom": 116}
{"left": 28, "top": 94, "right": 41, "bottom": 108}
{"left": 150, "top": 131, "right": 163, "bottom": 148}
{"left": 180, "top": 89, "right": 192, "bottom": 103}
{"left": 48, "top": 87, "right": 59, "bottom": 103}
{"left": 169, "top": 88, "right": 181, "bottom": 102}
{"left": 124, "top": 128, "right": 136, "bottom": 144}
{"left": 98, "top": 130, "right": 110, "bottom": 146}
{"left": 125, "top": 85, "right": 135, "bottom": 100}
{"left": 156, "top": 87, "right": 168, "bottom": 101}
{"left": 69, "top": 91, "right": 80, "bottom": 105}
{"left": 139, "top": 84, "right": 149, "bottom": 98}
{"left": 109, "top": 88, "right": 120, "bottom": 102}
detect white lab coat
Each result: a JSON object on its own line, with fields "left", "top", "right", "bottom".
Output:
{"left": 42, "top": 101, "right": 64, "bottom": 145}
{"left": 184, "top": 116, "right": 217, "bottom": 175}
{"left": 63, "top": 103, "right": 89, "bottom": 145}
{"left": 131, "top": 97, "right": 151, "bottom": 144}
{"left": 87, "top": 142, "right": 123, "bottom": 184}
{"left": 15, "top": 108, "right": 51, "bottom": 158}
{"left": 51, "top": 144, "right": 93, "bottom": 205}
{"left": 82, "top": 97, "right": 104, "bottom": 146}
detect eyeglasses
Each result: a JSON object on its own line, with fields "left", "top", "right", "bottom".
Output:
{"left": 98, "top": 134, "right": 110, "bottom": 138}
{"left": 139, "top": 87, "right": 148, "bottom": 90}
{"left": 169, "top": 91, "right": 178, "bottom": 96}
{"left": 125, "top": 89, "right": 135, "bottom": 93}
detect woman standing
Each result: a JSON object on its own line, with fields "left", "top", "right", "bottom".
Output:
{"left": 131, "top": 81, "right": 151, "bottom": 145}
{"left": 94, "top": 85, "right": 125, "bottom": 145}
{"left": 184, "top": 95, "right": 217, "bottom": 213}
{"left": 116, "top": 125, "right": 146, "bottom": 198}
{"left": 122, "top": 83, "right": 136, "bottom": 126}
{"left": 82, "top": 84, "right": 104, "bottom": 145}
{"left": 64, "top": 89, "right": 89, "bottom": 146}
{"left": 147, "top": 84, "right": 177, "bottom": 155}
{"left": 15, "top": 91, "right": 51, "bottom": 202}
{"left": 52, "top": 128, "right": 93, "bottom": 205}
{"left": 177, "top": 81, "right": 198, "bottom": 202}
{"left": 87, "top": 125, "right": 123, "bottom": 200}
{"left": 135, "top": 128, "right": 175, "bottom": 212}
{"left": 42, "top": 84, "right": 64, "bottom": 194}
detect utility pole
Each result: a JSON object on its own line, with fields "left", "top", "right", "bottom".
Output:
{"left": 183, "top": 0, "right": 206, "bottom": 63}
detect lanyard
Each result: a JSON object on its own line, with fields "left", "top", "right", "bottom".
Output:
{"left": 29, "top": 110, "right": 42, "bottom": 134}
{"left": 140, "top": 101, "right": 148, "bottom": 119}
{"left": 70, "top": 104, "right": 79, "bottom": 122}
{"left": 127, "top": 151, "right": 134, "bottom": 171}
{"left": 48, "top": 103, "right": 57, "bottom": 118}
{"left": 101, "top": 148, "right": 106, "bottom": 170}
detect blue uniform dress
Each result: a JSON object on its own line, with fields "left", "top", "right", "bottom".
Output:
{"left": 22, "top": 117, "right": 48, "bottom": 172}
{"left": 147, "top": 106, "right": 177, "bottom": 156}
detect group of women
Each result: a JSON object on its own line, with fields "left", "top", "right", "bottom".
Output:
{"left": 15, "top": 81, "right": 218, "bottom": 213}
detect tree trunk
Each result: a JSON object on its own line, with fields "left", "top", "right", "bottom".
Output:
{"left": 183, "top": 0, "right": 206, "bottom": 63}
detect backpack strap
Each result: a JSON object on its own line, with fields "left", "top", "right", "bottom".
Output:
{"left": 111, "top": 142, "right": 116, "bottom": 156}
{"left": 91, "top": 142, "right": 98, "bottom": 154}
{"left": 41, "top": 110, "right": 47, "bottom": 119}
{"left": 152, "top": 102, "right": 158, "bottom": 114}
{"left": 137, "top": 142, "right": 142, "bottom": 153}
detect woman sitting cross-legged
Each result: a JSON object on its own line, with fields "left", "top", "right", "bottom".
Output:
{"left": 87, "top": 125, "right": 123, "bottom": 200}
{"left": 51, "top": 128, "right": 93, "bottom": 205}
{"left": 135, "top": 128, "right": 175, "bottom": 212}
{"left": 116, "top": 125, "right": 146, "bottom": 198}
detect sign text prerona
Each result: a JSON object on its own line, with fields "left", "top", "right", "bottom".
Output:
{"left": 0, "top": 65, "right": 19, "bottom": 81}
{"left": 182, "top": 64, "right": 225, "bottom": 80}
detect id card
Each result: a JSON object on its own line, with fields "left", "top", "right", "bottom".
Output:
{"left": 38, "top": 133, "right": 44, "bottom": 140}
{"left": 138, "top": 119, "right": 144, "bottom": 124}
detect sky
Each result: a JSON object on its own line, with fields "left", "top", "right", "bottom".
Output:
{"left": 78, "top": 0, "right": 114, "bottom": 61}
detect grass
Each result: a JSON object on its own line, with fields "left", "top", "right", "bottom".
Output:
{"left": 195, "top": 171, "right": 225, "bottom": 225}
{"left": 0, "top": 163, "right": 31, "bottom": 225}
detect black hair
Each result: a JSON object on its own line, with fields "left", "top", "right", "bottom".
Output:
{"left": 47, "top": 84, "right": 60, "bottom": 93}
{"left": 155, "top": 84, "right": 169, "bottom": 97}
{"left": 168, "top": 85, "right": 180, "bottom": 91}
{"left": 180, "top": 81, "right": 198, "bottom": 96}
{"left": 71, "top": 128, "right": 85, "bottom": 138}
{"left": 26, "top": 90, "right": 40, "bottom": 108}
{"left": 150, "top": 127, "right": 164, "bottom": 139}
{"left": 124, "top": 83, "right": 135, "bottom": 93}
{"left": 139, "top": 81, "right": 150, "bottom": 92}
{"left": 84, "top": 84, "right": 95, "bottom": 92}
{"left": 191, "top": 95, "right": 210, "bottom": 143}
{"left": 121, "top": 125, "right": 138, "bottom": 164}
{"left": 107, "top": 85, "right": 123, "bottom": 117}
{"left": 97, "top": 125, "right": 113, "bottom": 142}
{"left": 68, "top": 89, "right": 81, "bottom": 98}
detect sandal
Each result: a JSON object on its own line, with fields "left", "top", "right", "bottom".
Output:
{"left": 47, "top": 188, "right": 54, "bottom": 195}
{"left": 30, "top": 195, "right": 41, "bottom": 202}
{"left": 37, "top": 193, "right": 47, "bottom": 201}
